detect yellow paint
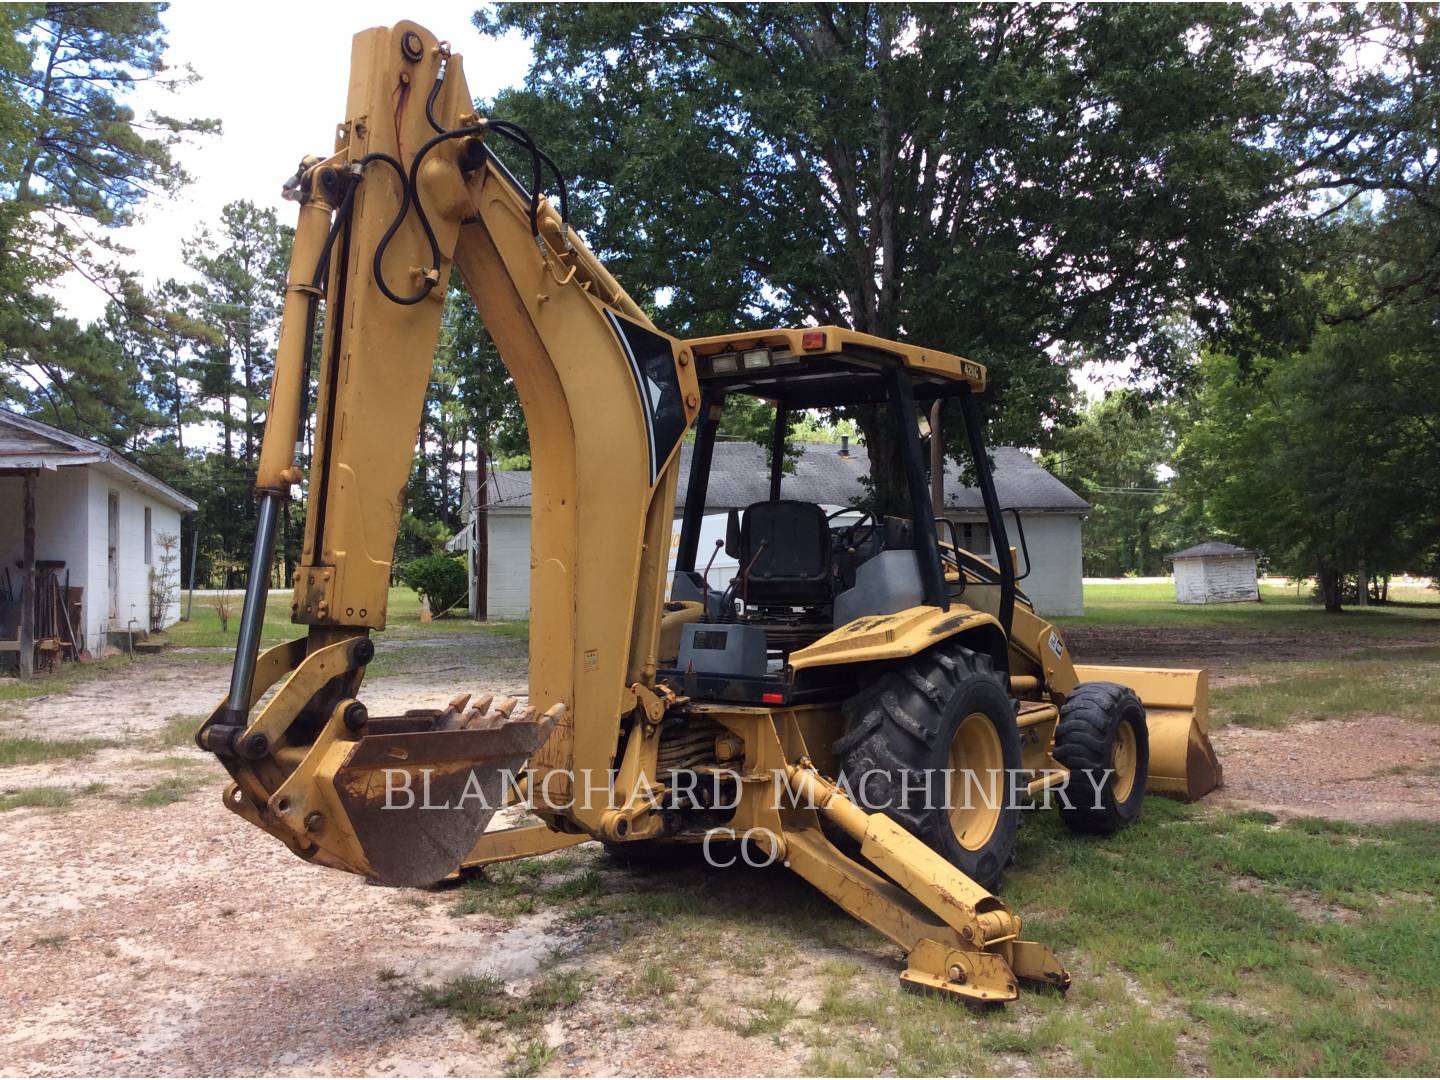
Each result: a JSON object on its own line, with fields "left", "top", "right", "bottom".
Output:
{"left": 788, "top": 605, "right": 1000, "bottom": 671}
{"left": 205, "top": 17, "right": 1222, "bottom": 1008}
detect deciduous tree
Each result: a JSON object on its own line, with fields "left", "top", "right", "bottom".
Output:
{"left": 478, "top": 2, "right": 1301, "bottom": 512}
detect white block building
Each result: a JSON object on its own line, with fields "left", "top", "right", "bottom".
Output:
{"left": 0, "top": 409, "right": 197, "bottom": 661}
{"left": 1169, "top": 541, "right": 1260, "bottom": 604}
{"left": 454, "top": 441, "right": 1089, "bottom": 619}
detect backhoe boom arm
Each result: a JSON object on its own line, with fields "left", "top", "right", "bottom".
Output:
{"left": 199, "top": 21, "right": 698, "bottom": 878}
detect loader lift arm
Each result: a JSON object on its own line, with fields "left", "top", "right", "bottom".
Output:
{"left": 196, "top": 19, "right": 1076, "bottom": 1005}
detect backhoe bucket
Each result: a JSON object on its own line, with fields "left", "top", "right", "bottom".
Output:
{"left": 259, "top": 697, "right": 562, "bottom": 888}
{"left": 1072, "top": 665, "right": 1221, "bottom": 801}
{"left": 332, "top": 710, "right": 556, "bottom": 886}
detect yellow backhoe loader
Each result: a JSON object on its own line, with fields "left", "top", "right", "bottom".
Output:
{"left": 198, "top": 21, "right": 1221, "bottom": 1006}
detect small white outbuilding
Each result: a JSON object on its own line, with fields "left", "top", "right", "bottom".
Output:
{"left": 1169, "top": 541, "right": 1260, "bottom": 604}
{"left": 0, "top": 408, "right": 197, "bottom": 672}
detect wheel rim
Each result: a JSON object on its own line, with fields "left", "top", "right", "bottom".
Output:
{"left": 1112, "top": 717, "right": 1138, "bottom": 802}
{"left": 948, "top": 711, "right": 1004, "bottom": 851}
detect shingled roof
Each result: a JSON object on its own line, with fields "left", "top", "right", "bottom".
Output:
{"left": 465, "top": 441, "right": 1088, "bottom": 515}
{"left": 0, "top": 408, "right": 197, "bottom": 512}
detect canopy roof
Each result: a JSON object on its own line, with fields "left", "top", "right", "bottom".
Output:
{"left": 683, "top": 326, "right": 986, "bottom": 409}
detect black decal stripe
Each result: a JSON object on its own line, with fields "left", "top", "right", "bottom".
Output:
{"left": 605, "top": 309, "right": 659, "bottom": 483}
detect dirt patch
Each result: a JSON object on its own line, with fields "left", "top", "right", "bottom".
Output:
{"left": 0, "top": 634, "right": 528, "bottom": 744}
{"left": 0, "top": 633, "right": 542, "bottom": 1075}
{"left": 1211, "top": 715, "right": 1440, "bottom": 823}
{"left": 1229, "top": 875, "right": 1362, "bottom": 924}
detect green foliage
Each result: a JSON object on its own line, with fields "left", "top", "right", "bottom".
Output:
{"left": 1042, "top": 391, "right": 1197, "bottom": 576}
{"left": 1274, "top": 4, "right": 1440, "bottom": 321}
{"left": 393, "top": 512, "right": 453, "bottom": 574}
{"left": 481, "top": 3, "right": 1300, "bottom": 512}
{"left": 401, "top": 554, "right": 467, "bottom": 615}
{"left": 1175, "top": 303, "right": 1440, "bottom": 609}
{"left": 0, "top": 3, "right": 217, "bottom": 428}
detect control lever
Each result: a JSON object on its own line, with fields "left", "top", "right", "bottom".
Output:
{"left": 739, "top": 539, "right": 769, "bottom": 612}
{"left": 700, "top": 538, "right": 724, "bottom": 620}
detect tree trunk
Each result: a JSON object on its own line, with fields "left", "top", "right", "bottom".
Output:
{"left": 853, "top": 404, "right": 910, "bottom": 518}
{"left": 1317, "top": 563, "right": 1344, "bottom": 612}
{"left": 221, "top": 331, "right": 233, "bottom": 459}
{"left": 242, "top": 335, "right": 254, "bottom": 463}
{"left": 16, "top": 25, "right": 62, "bottom": 204}
{"left": 171, "top": 346, "right": 185, "bottom": 451}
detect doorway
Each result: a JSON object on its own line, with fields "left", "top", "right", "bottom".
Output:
{"left": 107, "top": 491, "right": 119, "bottom": 623}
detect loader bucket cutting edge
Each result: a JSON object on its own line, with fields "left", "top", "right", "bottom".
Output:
{"left": 1072, "top": 664, "right": 1222, "bottom": 802}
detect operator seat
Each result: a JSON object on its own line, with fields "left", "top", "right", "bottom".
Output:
{"left": 735, "top": 500, "right": 833, "bottom": 608}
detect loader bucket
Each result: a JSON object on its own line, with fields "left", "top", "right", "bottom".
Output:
{"left": 1072, "top": 665, "right": 1221, "bottom": 801}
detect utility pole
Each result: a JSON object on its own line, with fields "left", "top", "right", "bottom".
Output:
{"left": 474, "top": 439, "right": 488, "bottom": 621}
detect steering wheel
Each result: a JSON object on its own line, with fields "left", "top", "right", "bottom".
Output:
{"left": 828, "top": 507, "right": 877, "bottom": 552}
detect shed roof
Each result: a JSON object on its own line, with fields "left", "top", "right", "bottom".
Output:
{"left": 1168, "top": 540, "right": 1257, "bottom": 560}
{"left": 464, "top": 441, "right": 1088, "bottom": 515}
{"left": 0, "top": 408, "right": 198, "bottom": 512}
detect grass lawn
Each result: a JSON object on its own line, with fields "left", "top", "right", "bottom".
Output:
{"left": 158, "top": 586, "right": 527, "bottom": 650}
{"left": 422, "top": 805, "right": 1440, "bottom": 1076}
{"left": 1056, "top": 580, "right": 1440, "bottom": 636}
{"left": 1057, "top": 580, "right": 1440, "bottom": 731}
{"left": 1211, "top": 644, "right": 1440, "bottom": 729}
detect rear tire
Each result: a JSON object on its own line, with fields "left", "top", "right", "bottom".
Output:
{"left": 1053, "top": 682, "right": 1149, "bottom": 834}
{"left": 835, "top": 643, "right": 1022, "bottom": 892}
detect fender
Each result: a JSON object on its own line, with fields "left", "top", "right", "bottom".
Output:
{"left": 788, "top": 604, "right": 1006, "bottom": 673}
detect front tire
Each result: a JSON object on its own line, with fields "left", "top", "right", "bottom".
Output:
{"left": 1053, "top": 682, "right": 1149, "bottom": 834}
{"left": 835, "top": 643, "right": 1022, "bottom": 892}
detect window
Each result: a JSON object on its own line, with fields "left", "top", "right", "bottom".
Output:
{"left": 955, "top": 520, "right": 991, "bottom": 557}
{"left": 144, "top": 506, "right": 152, "bottom": 565}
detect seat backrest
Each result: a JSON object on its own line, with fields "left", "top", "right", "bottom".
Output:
{"left": 738, "top": 500, "right": 832, "bottom": 607}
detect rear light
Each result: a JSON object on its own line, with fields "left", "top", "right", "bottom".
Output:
{"left": 710, "top": 353, "right": 738, "bottom": 374}
{"left": 761, "top": 691, "right": 784, "bottom": 705}
{"left": 801, "top": 330, "right": 826, "bottom": 351}
{"left": 741, "top": 348, "right": 771, "bottom": 369}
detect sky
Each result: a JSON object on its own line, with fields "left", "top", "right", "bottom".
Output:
{"left": 52, "top": 1, "right": 533, "bottom": 322}
{"left": 49, "top": 2, "right": 1128, "bottom": 404}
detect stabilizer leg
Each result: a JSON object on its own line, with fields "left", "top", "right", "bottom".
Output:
{"left": 782, "top": 762, "right": 1069, "bottom": 1003}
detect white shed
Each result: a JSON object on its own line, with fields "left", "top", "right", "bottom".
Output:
{"left": 453, "top": 441, "right": 1090, "bottom": 620}
{"left": 0, "top": 409, "right": 197, "bottom": 670}
{"left": 1169, "top": 541, "right": 1260, "bottom": 604}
